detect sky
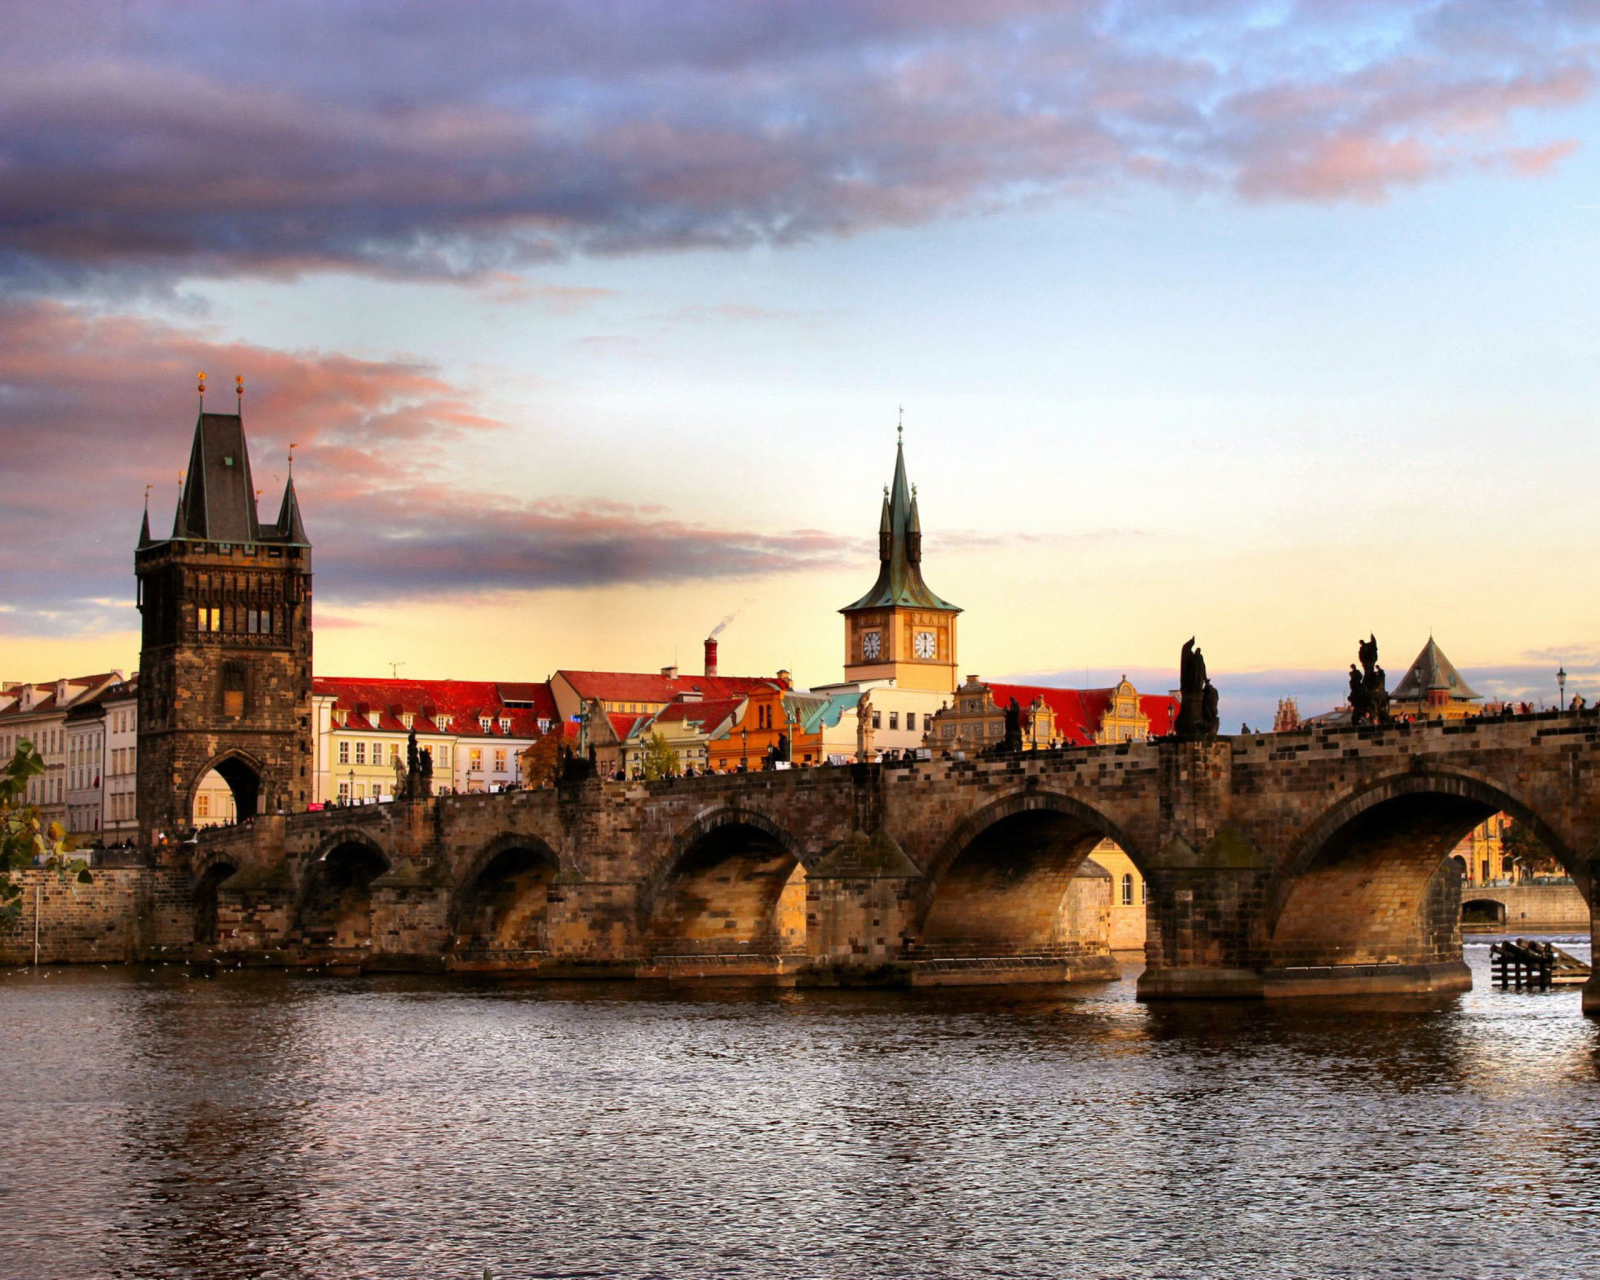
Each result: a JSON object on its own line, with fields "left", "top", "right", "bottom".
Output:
{"left": 2, "top": 0, "right": 1599, "bottom": 729}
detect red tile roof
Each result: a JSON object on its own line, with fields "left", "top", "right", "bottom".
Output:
{"left": 557, "top": 670, "right": 784, "bottom": 704}
{"left": 313, "top": 677, "right": 558, "bottom": 739}
{"left": 985, "top": 683, "right": 1179, "bottom": 746}
{"left": 646, "top": 698, "right": 745, "bottom": 736}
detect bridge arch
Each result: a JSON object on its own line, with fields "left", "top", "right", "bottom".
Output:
{"left": 1270, "top": 770, "right": 1584, "bottom": 973}
{"left": 297, "top": 829, "right": 391, "bottom": 951}
{"left": 640, "top": 806, "right": 807, "bottom": 960}
{"left": 450, "top": 831, "right": 564, "bottom": 960}
{"left": 187, "top": 748, "right": 268, "bottom": 826}
{"left": 915, "top": 789, "right": 1141, "bottom": 960}
{"left": 191, "top": 850, "right": 240, "bottom": 945}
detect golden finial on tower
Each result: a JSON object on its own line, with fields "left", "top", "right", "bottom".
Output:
{"left": 288, "top": 441, "right": 298, "bottom": 472}
{"left": 197, "top": 371, "right": 206, "bottom": 409}
{"left": 235, "top": 374, "right": 244, "bottom": 410}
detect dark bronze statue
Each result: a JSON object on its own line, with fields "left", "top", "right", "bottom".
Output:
{"left": 1002, "top": 697, "right": 1024, "bottom": 753}
{"left": 1350, "top": 633, "right": 1391, "bottom": 726}
{"left": 1176, "top": 638, "right": 1220, "bottom": 740}
{"left": 417, "top": 745, "right": 433, "bottom": 797}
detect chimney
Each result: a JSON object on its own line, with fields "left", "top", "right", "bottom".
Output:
{"left": 661, "top": 665, "right": 678, "bottom": 679}
{"left": 777, "top": 669, "right": 791, "bottom": 688}
{"left": 704, "top": 637, "right": 718, "bottom": 677}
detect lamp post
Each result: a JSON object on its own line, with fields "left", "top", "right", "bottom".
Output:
{"left": 740, "top": 724, "right": 749, "bottom": 772}
{"left": 347, "top": 768, "right": 355, "bottom": 806}
{"left": 1558, "top": 665, "right": 1567, "bottom": 710}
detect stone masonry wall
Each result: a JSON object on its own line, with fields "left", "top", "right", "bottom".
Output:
{"left": 1, "top": 866, "right": 192, "bottom": 965}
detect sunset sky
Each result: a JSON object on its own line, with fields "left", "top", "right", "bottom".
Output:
{"left": 3, "top": 1, "right": 1599, "bottom": 727}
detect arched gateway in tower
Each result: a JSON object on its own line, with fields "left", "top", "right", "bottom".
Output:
{"left": 136, "top": 403, "right": 313, "bottom": 841}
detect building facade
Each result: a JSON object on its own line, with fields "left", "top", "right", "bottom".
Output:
{"left": 135, "top": 405, "right": 314, "bottom": 840}
{"left": 312, "top": 678, "right": 559, "bottom": 803}
{"left": 0, "top": 672, "right": 123, "bottom": 838}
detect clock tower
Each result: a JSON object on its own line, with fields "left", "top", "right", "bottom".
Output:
{"left": 840, "top": 430, "right": 960, "bottom": 693}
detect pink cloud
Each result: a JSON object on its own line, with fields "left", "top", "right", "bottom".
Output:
{"left": 0, "top": 299, "right": 858, "bottom": 634}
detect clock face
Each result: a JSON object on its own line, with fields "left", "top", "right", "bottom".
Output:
{"left": 861, "top": 630, "right": 882, "bottom": 660}
{"left": 914, "top": 630, "right": 937, "bottom": 659}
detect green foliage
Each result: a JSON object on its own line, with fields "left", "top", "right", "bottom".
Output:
{"left": 1, "top": 739, "right": 92, "bottom": 926}
{"left": 641, "top": 732, "right": 680, "bottom": 781}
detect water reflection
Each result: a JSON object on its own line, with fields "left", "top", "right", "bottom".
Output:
{"left": 0, "top": 944, "right": 1594, "bottom": 1280}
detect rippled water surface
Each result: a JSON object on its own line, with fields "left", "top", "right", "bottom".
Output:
{"left": 2, "top": 939, "right": 1596, "bottom": 1280}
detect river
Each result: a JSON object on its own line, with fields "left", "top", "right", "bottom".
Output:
{"left": 1, "top": 937, "right": 1595, "bottom": 1280}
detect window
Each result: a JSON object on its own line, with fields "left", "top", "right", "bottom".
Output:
{"left": 355, "top": 742, "right": 366, "bottom": 764}
{"left": 499, "top": 717, "right": 511, "bottom": 733}
{"left": 390, "top": 742, "right": 400, "bottom": 763}
{"left": 889, "top": 711, "right": 899, "bottom": 730}
{"left": 338, "top": 741, "right": 350, "bottom": 765}
{"left": 197, "top": 794, "right": 210, "bottom": 818}
{"left": 401, "top": 714, "right": 413, "bottom": 729}
{"left": 537, "top": 718, "right": 551, "bottom": 733}
{"left": 247, "top": 609, "right": 259, "bottom": 633}
{"left": 480, "top": 717, "right": 491, "bottom": 732}
{"left": 871, "top": 711, "right": 881, "bottom": 729}
{"left": 1141, "top": 880, "right": 1148, "bottom": 905}
{"left": 338, "top": 782, "right": 350, "bottom": 800}
{"left": 1121, "top": 873, "right": 1134, "bottom": 906}
{"left": 906, "top": 712, "right": 916, "bottom": 731}
{"left": 373, "top": 742, "right": 383, "bottom": 762}
{"left": 439, "top": 746, "right": 450, "bottom": 768}
{"left": 494, "top": 750, "right": 506, "bottom": 772}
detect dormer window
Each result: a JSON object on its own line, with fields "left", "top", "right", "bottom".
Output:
{"left": 479, "top": 716, "right": 491, "bottom": 733}
{"left": 401, "top": 713, "right": 414, "bottom": 729}
{"left": 499, "top": 717, "right": 511, "bottom": 733}
{"left": 437, "top": 715, "right": 451, "bottom": 731}
{"left": 537, "top": 718, "right": 551, "bottom": 734}
{"left": 367, "top": 710, "right": 381, "bottom": 728}
{"left": 334, "top": 710, "right": 348, "bottom": 727}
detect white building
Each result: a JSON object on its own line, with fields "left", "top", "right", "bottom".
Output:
{"left": 0, "top": 671, "right": 124, "bottom": 838}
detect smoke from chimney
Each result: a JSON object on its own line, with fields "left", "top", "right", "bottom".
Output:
{"left": 704, "top": 637, "right": 718, "bottom": 678}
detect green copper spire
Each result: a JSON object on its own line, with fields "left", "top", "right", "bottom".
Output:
{"left": 842, "top": 428, "right": 959, "bottom": 614}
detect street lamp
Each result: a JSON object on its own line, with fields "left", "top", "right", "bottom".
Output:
{"left": 347, "top": 768, "right": 355, "bottom": 806}
{"left": 740, "top": 724, "right": 749, "bottom": 772}
{"left": 1558, "top": 665, "right": 1567, "bottom": 710}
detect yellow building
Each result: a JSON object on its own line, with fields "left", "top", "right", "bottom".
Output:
{"left": 1087, "top": 841, "right": 1147, "bottom": 950}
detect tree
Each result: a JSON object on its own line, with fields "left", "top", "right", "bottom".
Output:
{"left": 641, "top": 732, "right": 680, "bottom": 781}
{"left": 1500, "top": 817, "right": 1562, "bottom": 879}
{"left": 1, "top": 739, "right": 91, "bottom": 927}
{"left": 519, "top": 732, "right": 563, "bottom": 789}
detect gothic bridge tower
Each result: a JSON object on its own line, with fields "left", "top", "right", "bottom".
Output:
{"left": 136, "top": 390, "right": 312, "bottom": 841}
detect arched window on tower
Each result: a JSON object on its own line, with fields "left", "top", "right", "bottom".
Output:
{"left": 1121, "top": 873, "right": 1134, "bottom": 906}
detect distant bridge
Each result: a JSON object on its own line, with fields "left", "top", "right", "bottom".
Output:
{"left": 192, "top": 710, "right": 1600, "bottom": 1012}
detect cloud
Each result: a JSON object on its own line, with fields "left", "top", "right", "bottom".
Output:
{"left": 0, "top": 299, "right": 858, "bottom": 635}
{"left": 0, "top": 1, "right": 1594, "bottom": 284}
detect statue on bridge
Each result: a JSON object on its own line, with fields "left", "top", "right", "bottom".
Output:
{"left": 856, "top": 691, "right": 875, "bottom": 763}
{"left": 1349, "top": 634, "right": 1391, "bottom": 726}
{"left": 1002, "top": 697, "right": 1024, "bottom": 753}
{"left": 391, "top": 728, "right": 435, "bottom": 800}
{"left": 1176, "top": 638, "right": 1220, "bottom": 740}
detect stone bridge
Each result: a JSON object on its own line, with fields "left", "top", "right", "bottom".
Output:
{"left": 191, "top": 710, "right": 1600, "bottom": 1012}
